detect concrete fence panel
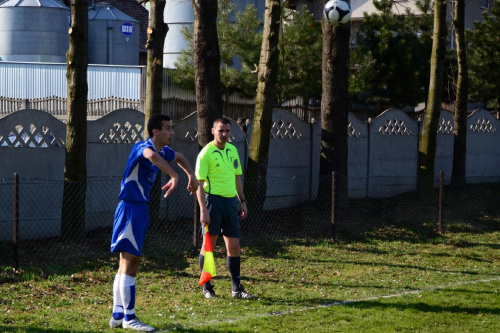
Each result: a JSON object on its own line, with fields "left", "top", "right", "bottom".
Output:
{"left": 265, "top": 108, "right": 318, "bottom": 210}
{"left": 0, "top": 109, "right": 66, "bottom": 240}
{"left": 348, "top": 113, "right": 369, "bottom": 198}
{"left": 434, "top": 110, "right": 455, "bottom": 184}
{"left": 2, "top": 107, "right": 500, "bottom": 240}
{"left": 86, "top": 108, "right": 145, "bottom": 230}
{"left": 467, "top": 109, "right": 500, "bottom": 182}
{"left": 368, "top": 108, "right": 419, "bottom": 197}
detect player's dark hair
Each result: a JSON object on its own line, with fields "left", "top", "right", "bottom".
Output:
{"left": 147, "top": 114, "right": 171, "bottom": 138}
{"left": 213, "top": 117, "right": 231, "bottom": 128}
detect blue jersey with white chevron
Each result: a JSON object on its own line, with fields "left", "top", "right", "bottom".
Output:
{"left": 118, "top": 138, "right": 175, "bottom": 202}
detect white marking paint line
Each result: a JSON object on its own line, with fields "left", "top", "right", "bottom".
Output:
{"left": 159, "top": 277, "right": 500, "bottom": 331}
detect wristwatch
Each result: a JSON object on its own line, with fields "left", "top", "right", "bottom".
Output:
{"left": 240, "top": 198, "right": 247, "bottom": 204}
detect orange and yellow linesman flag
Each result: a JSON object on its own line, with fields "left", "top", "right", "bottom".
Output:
{"left": 198, "top": 225, "right": 216, "bottom": 286}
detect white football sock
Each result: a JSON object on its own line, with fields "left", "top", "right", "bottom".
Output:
{"left": 112, "top": 273, "right": 123, "bottom": 316}
{"left": 120, "top": 274, "right": 136, "bottom": 320}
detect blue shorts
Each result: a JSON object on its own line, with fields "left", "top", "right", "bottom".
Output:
{"left": 111, "top": 201, "right": 149, "bottom": 256}
{"left": 204, "top": 194, "right": 241, "bottom": 238}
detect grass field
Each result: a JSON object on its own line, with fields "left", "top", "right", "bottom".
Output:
{"left": 1, "top": 218, "right": 499, "bottom": 333}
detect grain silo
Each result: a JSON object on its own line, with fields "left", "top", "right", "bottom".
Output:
{"left": 163, "top": 0, "right": 265, "bottom": 69}
{"left": 88, "top": 3, "right": 139, "bottom": 65}
{"left": 0, "top": 0, "right": 70, "bottom": 63}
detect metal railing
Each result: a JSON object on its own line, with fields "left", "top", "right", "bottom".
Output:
{"left": 0, "top": 95, "right": 319, "bottom": 122}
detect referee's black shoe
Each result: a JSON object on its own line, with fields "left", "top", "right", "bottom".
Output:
{"left": 232, "top": 284, "right": 257, "bottom": 299}
{"left": 202, "top": 285, "right": 217, "bottom": 298}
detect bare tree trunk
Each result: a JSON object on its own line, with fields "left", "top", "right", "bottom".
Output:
{"left": 225, "top": 86, "right": 230, "bottom": 116}
{"left": 320, "top": 20, "right": 350, "bottom": 178}
{"left": 62, "top": 0, "right": 88, "bottom": 239}
{"left": 419, "top": 0, "right": 447, "bottom": 179}
{"left": 320, "top": 6, "right": 350, "bottom": 234}
{"left": 247, "top": 0, "right": 281, "bottom": 179}
{"left": 193, "top": 0, "right": 223, "bottom": 148}
{"left": 451, "top": 0, "right": 468, "bottom": 183}
{"left": 144, "top": 0, "right": 168, "bottom": 136}
{"left": 144, "top": 0, "right": 168, "bottom": 224}
{"left": 246, "top": 0, "right": 281, "bottom": 214}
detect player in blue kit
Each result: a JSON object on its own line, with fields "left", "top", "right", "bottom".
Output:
{"left": 109, "top": 114, "right": 198, "bottom": 332}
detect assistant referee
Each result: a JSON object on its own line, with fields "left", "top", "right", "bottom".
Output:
{"left": 195, "top": 117, "right": 256, "bottom": 299}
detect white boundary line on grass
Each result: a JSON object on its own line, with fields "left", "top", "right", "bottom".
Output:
{"left": 320, "top": 276, "right": 500, "bottom": 308}
{"left": 161, "top": 277, "right": 500, "bottom": 331}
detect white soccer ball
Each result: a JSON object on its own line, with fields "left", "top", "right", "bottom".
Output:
{"left": 324, "top": 0, "right": 352, "bottom": 25}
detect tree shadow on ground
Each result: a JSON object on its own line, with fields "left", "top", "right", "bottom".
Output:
{"left": 344, "top": 297, "right": 500, "bottom": 316}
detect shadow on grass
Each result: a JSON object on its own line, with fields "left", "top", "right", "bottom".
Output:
{"left": 0, "top": 226, "right": 196, "bottom": 284}
{"left": 0, "top": 326, "right": 228, "bottom": 333}
{"left": 0, "top": 328, "right": 90, "bottom": 333}
{"left": 344, "top": 298, "right": 500, "bottom": 316}
{"left": 165, "top": 327, "right": 253, "bottom": 333}
{"left": 1, "top": 183, "right": 498, "bottom": 284}
{"left": 334, "top": 182, "right": 500, "bottom": 244}
{"left": 330, "top": 260, "right": 493, "bottom": 276}
{"left": 256, "top": 295, "right": 342, "bottom": 308}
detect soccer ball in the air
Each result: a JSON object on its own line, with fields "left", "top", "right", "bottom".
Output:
{"left": 324, "top": 0, "right": 352, "bottom": 25}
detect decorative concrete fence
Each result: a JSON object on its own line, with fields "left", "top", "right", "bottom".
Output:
{"left": 0, "top": 107, "right": 499, "bottom": 240}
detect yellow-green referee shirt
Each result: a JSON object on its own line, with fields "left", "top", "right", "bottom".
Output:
{"left": 195, "top": 142, "right": 242, "bottom": 198}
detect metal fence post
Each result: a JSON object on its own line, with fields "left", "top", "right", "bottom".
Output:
{"left": 13, "top": 173, "right": 19, "bottom": 271}
{"left": 194, "top": 195, "right": 199, "bottom": 251}
{"left": 309, "top": 119, "right": 314, "bottom": 200}
{"left": 331, "top": 171, "right": 336, "bottom": 242}
{"left": 438, "top": 171, "right": 443, "bottom": 234}
{"left": 366, "top": 118, "right": 372, "bottom": 197}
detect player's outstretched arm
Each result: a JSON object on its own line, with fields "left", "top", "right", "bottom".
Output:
{"left": 173, "top": 152, "right": 199, "bottom": 195}
{"left": 143, "top": 147, "right": 179, "bottom": 197}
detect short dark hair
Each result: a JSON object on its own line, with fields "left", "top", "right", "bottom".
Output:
{"left": 213, "top": 117, "right": 231, "bottom": 128}
{"left": 147, "top": 114, "right": 171, "bottom": 138}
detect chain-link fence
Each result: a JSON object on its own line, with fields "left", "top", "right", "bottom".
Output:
{"left": 1, "top": 174, "right": 499, "bottom": 270}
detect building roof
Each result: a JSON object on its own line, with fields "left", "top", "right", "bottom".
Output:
{"left": 89, "top": 1, "right": 148, "bottom": 54}
{"left": 88, "top": 3, "right": 138, "bottom": 22}
{"left": 0, "top": 0, "right": 69, "bottom": 8}
{"left": 62, "top": 0, "right": 148, "bottom": 54}
{"left": 350, "top": 0, "right": 424, "bottom": 20}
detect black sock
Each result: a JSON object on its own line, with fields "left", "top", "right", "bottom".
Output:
{"left": 227, "top": 256, "right": 241, "bottom": 291}
{"left": 199, "top": 254, "right": 212, "bottom": 288}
